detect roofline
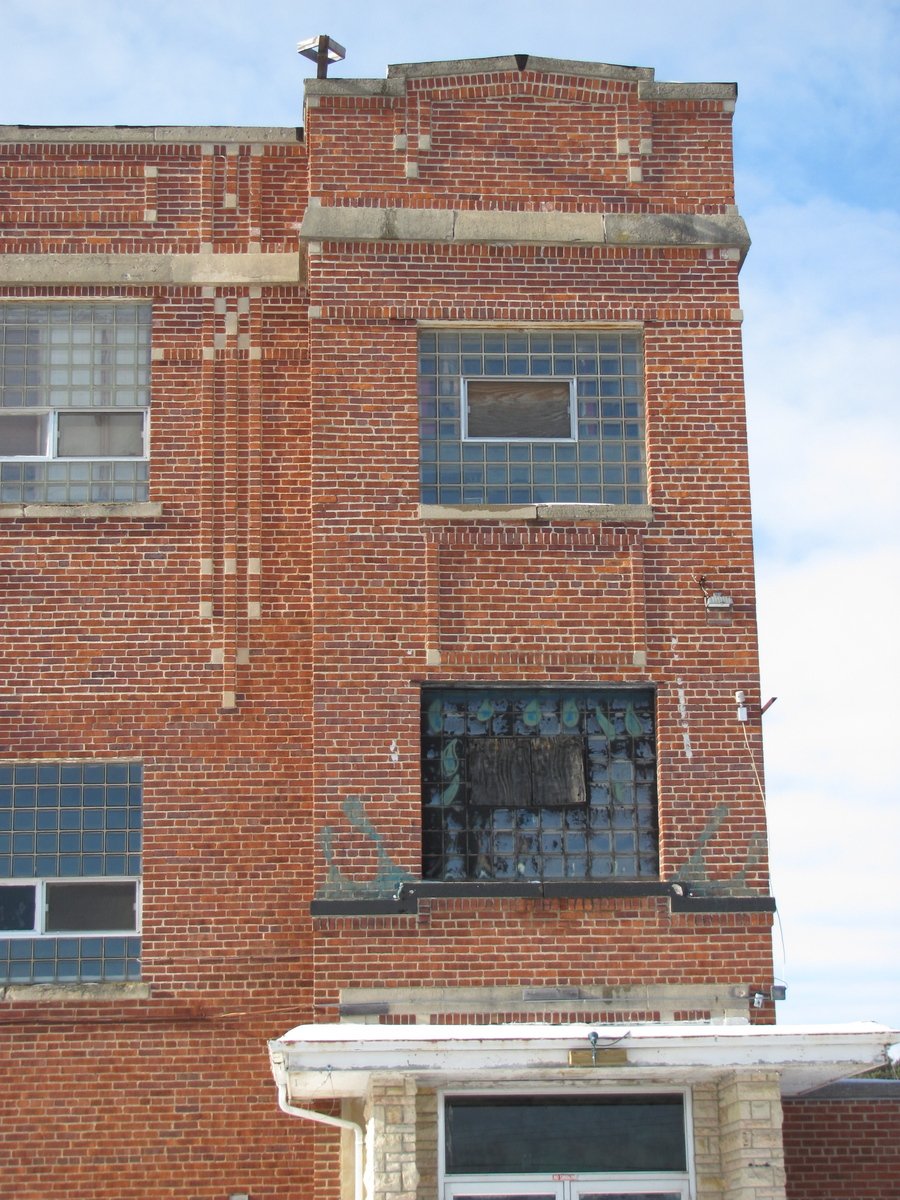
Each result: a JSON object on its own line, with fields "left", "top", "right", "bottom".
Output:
{"left": 305, "top": 55, "right": 737, "bottom": 101}
{"left": 0, "top": 126, "right": 302, "bottom": 145}
{"left": 387, "top": 54, "right": 655, "bottom": 82}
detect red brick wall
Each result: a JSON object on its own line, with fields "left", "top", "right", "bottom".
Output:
{"left": 783, "top": 1089, "right": 900, "bottom": 1199}
{"left": 0, "top": 139, "right": 304, "bottom": 251}
{"left": 0, "top": 136, "right": 317, "bottom": 1198}
{"left": 0, "top": 60, "right": 775, "bottom": 1199}
{"left": 306, "top": 76, "right": 736, "bottom": 212}
{"left": 312, "top": 903, "right": 775, "bottom": 1019}
{"left": 300, "top": 65, "right": 770, "bottom": 1014}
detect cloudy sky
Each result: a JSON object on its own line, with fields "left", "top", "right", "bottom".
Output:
{"left": 1, "top": 0, "right": 897, "bottom": 1033}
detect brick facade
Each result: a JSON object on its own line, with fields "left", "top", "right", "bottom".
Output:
{"left": 0, "top": 51, "right": 889, "bottom": 1200}
{"left": 782, "top": 1082, "right": 900, "bottom": 1200}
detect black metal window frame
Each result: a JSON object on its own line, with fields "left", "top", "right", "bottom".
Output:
{"left": 422, "top": 687, "right": 659, "bottom": 883}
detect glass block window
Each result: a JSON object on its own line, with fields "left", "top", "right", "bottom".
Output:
{"left": 422, "top": 689, "right": 658, "bottom": 882}
{"left": 0, "top": 303, "right": 150, "bottom": 504}
{"left": 0, "top": 761, "right": 142, "bottom": 983}
{"left": 419, "top": 329, "right": 646, "bottom": 505}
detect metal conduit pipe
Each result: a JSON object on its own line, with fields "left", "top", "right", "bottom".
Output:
{"left": 276, "top": 1081, "right": 365, "bottom": 1200}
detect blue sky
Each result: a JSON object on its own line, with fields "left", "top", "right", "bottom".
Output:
{"left": 1, "top": 0, "right": 898, "bottom": 1034}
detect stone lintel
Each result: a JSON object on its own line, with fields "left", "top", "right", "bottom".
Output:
{"left": 0, "top": 252, "right": 302, "bottom": 287}
{"left": 339, "top": 981, "right": 751, "bottom": 1022}
{"left": 299, "top": 206, "right": 750, "bottom": 256}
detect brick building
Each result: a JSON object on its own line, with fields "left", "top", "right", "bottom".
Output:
{"left": 0, "top": 50, "right": 895, "bottom": 1200}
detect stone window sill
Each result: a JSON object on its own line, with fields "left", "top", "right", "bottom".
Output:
{"left": 418, "top": 503, "right": 654, "bottom": 523}
{"left": 1, "top": 982, "right": 150, "bottom": 1002}
{"left": 0, "top": 502, "right": 163, "bottom": 520}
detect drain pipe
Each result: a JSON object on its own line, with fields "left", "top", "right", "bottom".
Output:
{"left": 274, "top": 1074, "right": 365, "bottom": 1200}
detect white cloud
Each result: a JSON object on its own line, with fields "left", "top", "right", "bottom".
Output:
{"left": 741, "top": 192, "right": 900, "bottom": 1027}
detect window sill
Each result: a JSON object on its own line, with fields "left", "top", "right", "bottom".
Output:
{"left": 0, "top": 502, "right": 163, "bottom": 520}
{"left": 1, "top": 981, "right": 150, "bottom": 1002}
{"left": 312, "top": 880, "right": 676, "bottom": 917}
{"left": 419, "top": 503, "right": 654, "bottom": 523}
{"left": 310, "top": 882, "right": 779, "bottom": 918}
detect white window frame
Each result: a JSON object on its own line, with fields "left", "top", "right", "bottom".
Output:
{"left": 444, "top": 1186, "right": 689, "bottom": 1200}
{"left": 460, "top": 376, "right": 578, "bottom": 442}
{"left": 439, "top": 1087, "right": 695, "bottom": 1200}
{"left": 0, "top": 408, "right": 149, "bottom": 462}
{"left": 0, "top": 878, "right": 142, "bottom": 938}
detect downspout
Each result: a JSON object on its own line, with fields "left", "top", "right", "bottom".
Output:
{"left": 273, "top": 1071, "right": 365, "bottom": 1200}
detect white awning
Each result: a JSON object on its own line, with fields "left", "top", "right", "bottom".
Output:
{"left": 269, "top": 1020, "right": 898, "bottom": 1100}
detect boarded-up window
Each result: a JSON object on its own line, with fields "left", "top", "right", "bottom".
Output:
{"left": 465, "top": 379, "right": 574, "bottom": 440}
{"left": 469, "top": 737, "right": 585, "bottom": 806}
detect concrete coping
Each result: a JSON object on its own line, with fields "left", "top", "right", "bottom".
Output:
{"left": 0, "top": 502, "right": 164, "bottom": 520}
{"left": 0, "top": 125, "right": 302, "bottom": 144}
{"left": 419, "top": 503, "right": 654, "bottom": 523}
{"left": 304, "top": 56, "right": 735, "bottom": 101}
{"left": 387, "top": 54, "right": 656, "bottom": 82}
{"left": 638, "top": 81, "right": 737, "bottom": 101}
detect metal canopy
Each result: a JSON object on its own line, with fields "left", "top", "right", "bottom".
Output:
{"left": 269, "top": 1020, "right": 898, "bottom": 1101}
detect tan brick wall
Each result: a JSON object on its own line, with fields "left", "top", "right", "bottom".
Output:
{"left": 717, "top": 1072, "right": 787, "bottom": 1200}
{"left": 415, "top": 1088, "right": 439, "bottom": 1200}
{"left": 365, "top": 1075, "right": 420, "bottom": 1200}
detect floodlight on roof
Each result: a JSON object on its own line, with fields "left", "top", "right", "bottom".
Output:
{"left": 298, "top": 35, "right": 346, "bottom": 79}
